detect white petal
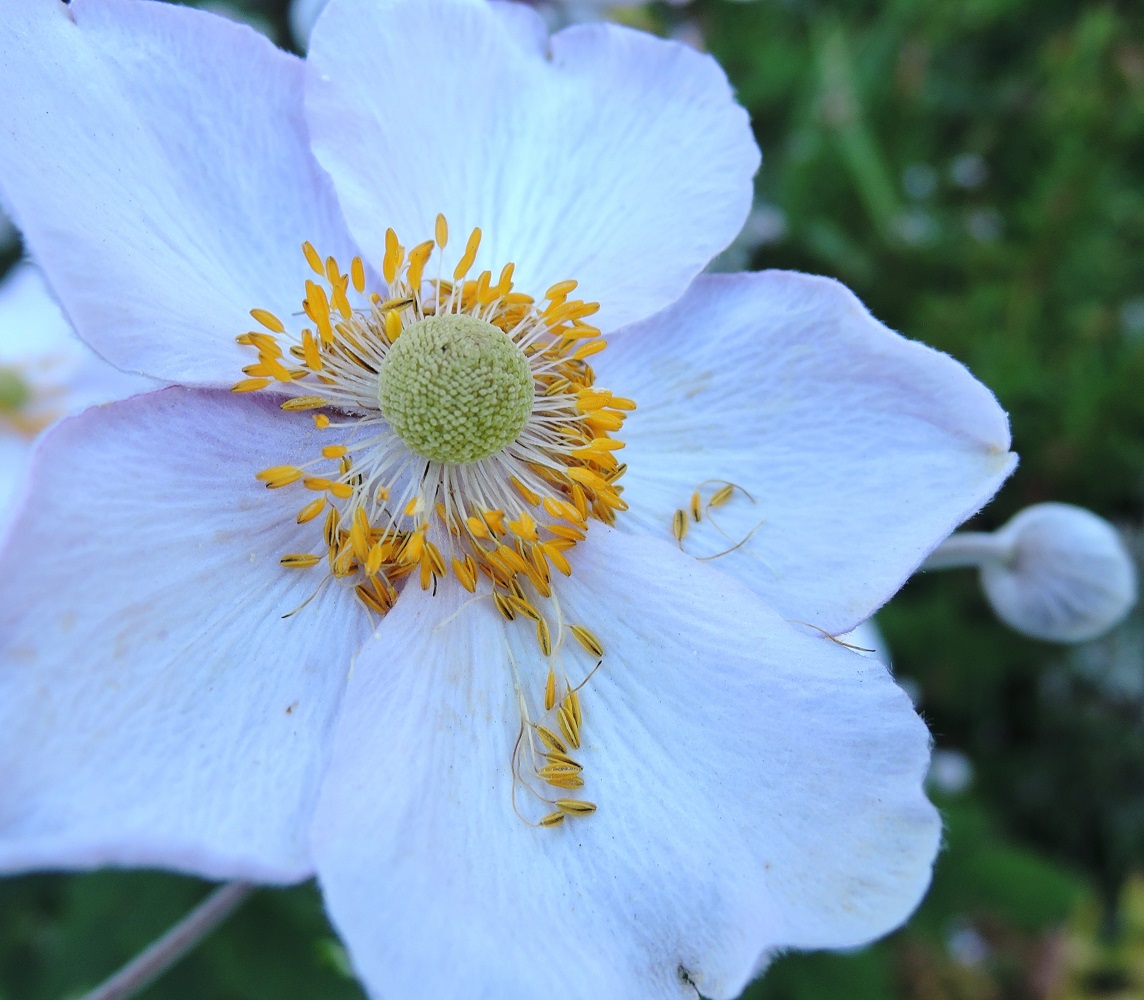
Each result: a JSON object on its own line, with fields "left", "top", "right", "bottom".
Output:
{"left": 0, "top": 0, "right": 355, "bottom": 385}
{"left": 312, "top": 529, "right": 938, "bottom": 1000}
{"left": 597, "top": 271, "right": 1016, "bottom": 634}
{"left": 0, "top": 389, "right": 373, "bottom": 882}
{"left": 305, "top": 0, "right": 758, "bottom": 332}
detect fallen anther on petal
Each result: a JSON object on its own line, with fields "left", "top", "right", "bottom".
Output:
{"left": 538, "top": 811, "right": 565, "bottom": 828}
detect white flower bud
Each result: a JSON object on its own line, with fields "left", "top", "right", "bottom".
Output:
{"left": 978, "top": 503, "right": 1137, "bottom": 643}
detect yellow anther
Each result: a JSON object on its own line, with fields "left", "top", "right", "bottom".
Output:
{"left": 452, "top": 556, "right": 478, "bottom": 593}
{"left": 356, "top": 582, "right": 394, "bottom": 616}
{"left": 544, "top": 279, "right": 578, "bottom": 301}
{"left": 242, "top": 358, "right": 293, "bottom": 382}
{"left": 435, "top": 213, "right": 448, "bottom": 249}
{"left": 300, "top": 330, "right": 323, "bottom": 372}
{"left": 256, "top": 465, "right": 303, "bottom": 487}
{"left": 540, "top": 542, "right": 572, "bottom": 577}
{"left": 401, "top": 529, "right": 426, "bottom": 566}
{"left": 566, "top": 467, "right": 608, "bottom": 492}
{"left": 508, "top": 513, "right": 539, "bottom": 543}
{"left": 350, "top": 507, "right": 372, "bottom": 563}
{"left": 302, "top": 241, "right": 324, "bottom": 275}
{"left": 557, "top": 702, "right": 580, "bottom": 750}
{"left": 542, "top": 496, "right": 584, "bottom": 525}
{"left": 425, "top": 541, "right": 447, "bottom": 577}
{"left": 672, "top": 509, "right": 689, "bottom": 545}
{"left": 535, "top": 726, "right": 567, "bottom": 755}
{"left": 545, "top": 751, "right": 582, "bottom": 770}
{"left": 364, "top": 541, "right": 385, "bottom": 577}
{"left": 296, "top": 496, "right": 326, "bottom": 523}
{"left": 493, "top": 592, "right": 516, "bottom": 621}
{"left": 406, "top": 240, "right": 435, "bottom": 292}
{"left": 690, "top": 490, "right": 703, "bottom": 522}
{"left": 321, "top": 444, "right": 347, "bottom": 459}
{"left": 250, "top": 308, "right": 286, "bottom": 334}
{"left": 569, "top": 625, "right": 603, "bottom": 658}
{"left": 536, "top": 617, "right": 552, "bottom": 656}
{"left": 571, "top": 340, "right": 607, "bottom": 362}
{"left": 313, "top": 413, "right": 330, "bottom": 430}
{"left": 351, "top": 256, "right": 366, "bottom": 294}
{"left": 236, "top": 331, "right": 281, "bottom": 354}
{"left": 280, "top": 395, "right": 328, "bottom": 412}
{"left": 304, "top": 477, "right": 353, "bottom": 500}
{"left": 403, "top": 497, "right": 424, "bottom": 517}
{"left": 466, "top": 515, "right": 490, "bottom": 540}
{"left": 231, "top": 377, "right": 271, "bottom": 393}
{"left": 537, "top": 763, "right": 582, "bottom": 781}
{"left": 495, "top": 262, "right": 515, "bottom": 296}
{"left": 280, "top": 553, "right": 321, "bottom": 568}
{"left": 504, "top": 595, "right": 541, "bottom": 622}
{"left": 510, "top": 476, "right": 541, "bottom": 506}
{"left": 538, "top": 811, "right": 565, "bottom": 828}
{"left": 383, "top": 227, "right": 404, "bottom": 284}
{"left": 323, "top": 508, "right": 339, "bottom": 549}
{"left": 543, "top": 770, "right": 584, "bottom": 790}
{"left": 384, "top": 310, "right": 403, "bottom": 342}
{"left": 567, "top": 688, "right": 582, "bottom": 728}
{"left": 555, "top": 799, "right": 596, "bottom": 816}
{"left": 545, "top": 667, "right": 557, "bottom": 711}
{"left": 710, "top": 484, "right": 736, "bottom": 507}
{"left": 453, "top": 227, "right": 481, "bottom": 280}
{"left": 546, "top": 524, "right": 585, "bottom": 544}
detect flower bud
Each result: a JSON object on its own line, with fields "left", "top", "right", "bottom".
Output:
{"left": 979, "top": 503, "right": 1137, "bottom": 643}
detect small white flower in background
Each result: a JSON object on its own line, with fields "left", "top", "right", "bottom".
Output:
{"left": 928, "top": 503, "right": 1137, "bottom": 643}
{"left": 0, "top": 261, "right": 150, "bottom": 518}
{"left": 0, "top": 1, "right": 1016, "bottom": 997}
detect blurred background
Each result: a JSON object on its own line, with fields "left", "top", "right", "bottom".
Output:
{"left": 3, "top": 0, "right": 1144, "bottom": 997}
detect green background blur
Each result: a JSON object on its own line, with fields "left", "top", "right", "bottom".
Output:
{"left": 3, "top": 0, "right": 1144, "bottom": 997}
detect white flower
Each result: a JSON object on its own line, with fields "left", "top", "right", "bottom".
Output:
{"left": 0, "top": 1, "right": 1016, "bottom": 997}
{"left": 0, "top": 261, "right": 150, "bottom": 518}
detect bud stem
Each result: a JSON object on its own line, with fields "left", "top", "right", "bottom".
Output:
{"left": 77, "top": 881, "right": 255, "bottom": 1000}
{"left": 923, "top": 531, "right": 1013, "bottom": 571}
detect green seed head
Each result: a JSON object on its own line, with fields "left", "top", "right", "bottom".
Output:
{"left": 377, "top": 314, "right": 533, "bottom": 465}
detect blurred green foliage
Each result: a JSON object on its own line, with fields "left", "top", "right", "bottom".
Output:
{"left": 4, "top": 0, "right": 1144, "bottom": 997}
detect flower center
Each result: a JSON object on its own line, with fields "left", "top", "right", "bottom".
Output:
{"left": 233, "top": 216, "right": 635, "bottom": 829}
{"left": 376, "top": 314, "right": 533, "bottom": 464}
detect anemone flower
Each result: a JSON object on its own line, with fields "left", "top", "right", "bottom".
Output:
{"left": 0, "top": 261, "right": 150, "bottom": 517}
{"left": 0, "top": 1, "right": 1015, "bottom": 997}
